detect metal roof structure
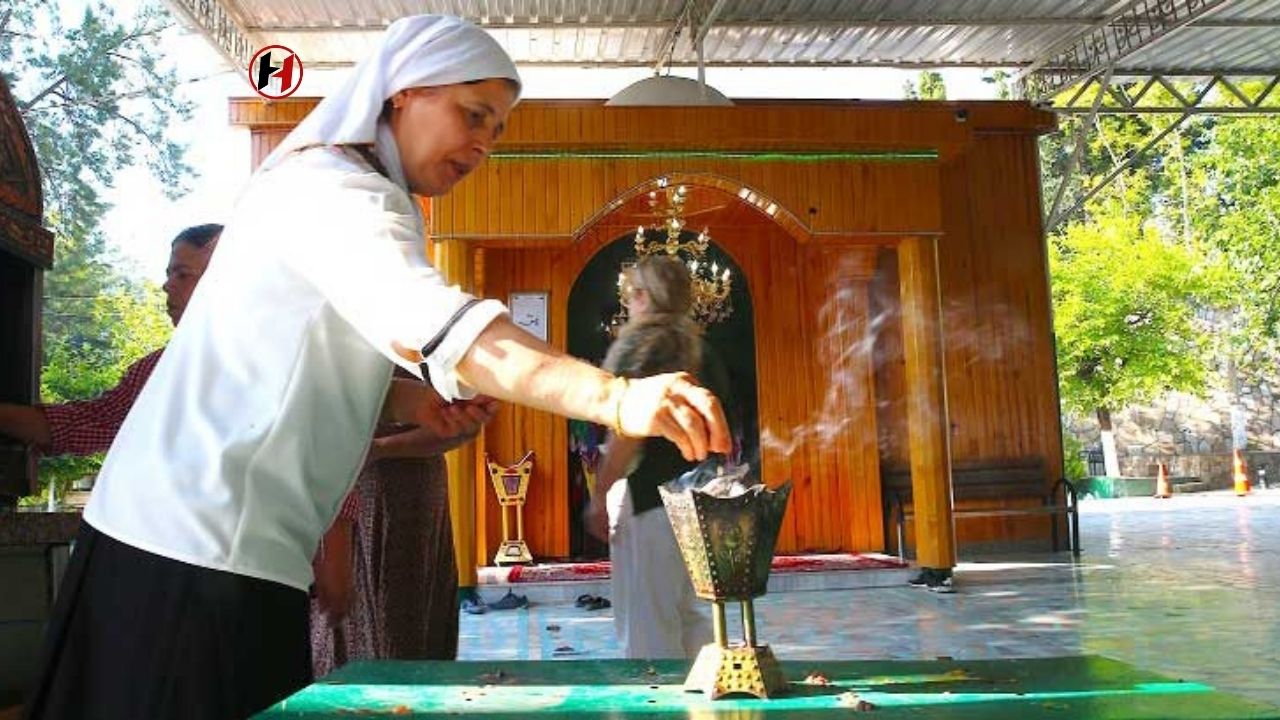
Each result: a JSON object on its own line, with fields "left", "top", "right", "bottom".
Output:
{"left": 170, "top": 0, "right": 1280, "bottom": 102}
{"left": 171, "top": 0, "right": 1280, "bottom": 231}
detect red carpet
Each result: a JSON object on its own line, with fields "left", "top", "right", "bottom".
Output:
{"left": 499, "top": 553, "right": 905, "bottom": 584}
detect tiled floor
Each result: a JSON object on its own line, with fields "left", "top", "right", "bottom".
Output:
{"left": 459, "top": 490, "right": 1280, "bottom": 707}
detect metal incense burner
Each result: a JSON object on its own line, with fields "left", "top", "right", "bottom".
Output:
{"left": 660, "top": 464, "right": 792, "bottom": 700}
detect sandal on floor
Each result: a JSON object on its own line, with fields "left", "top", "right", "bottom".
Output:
{"left": 490, "top": 590, "right": 529, "bottom": 610}
{"left": 584, "top": 596, "right": 611, "bottom": 611}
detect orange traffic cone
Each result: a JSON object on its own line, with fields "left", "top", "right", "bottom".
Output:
{"left": 1233, "top": 449, "right": 1251, "bottom": 497}
{"left": 1154, "top": 463, "right": 1172, "bottom": 499}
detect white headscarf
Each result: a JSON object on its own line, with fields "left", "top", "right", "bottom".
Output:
{"left": 258, "top": 15, "right": 521, "bottom": 182}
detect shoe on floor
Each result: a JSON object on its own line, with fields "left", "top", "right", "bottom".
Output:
{"left": 908, "top": 567, "right": 955, "bottom": 592}
{"left": 490, "top": 590, "right": 529, "bottom": 610}
{"left": 461, "top": 597, "right": 488, "bottom": 615}
{"left": 576, "top": 593, "right": 611, "bottom": 610}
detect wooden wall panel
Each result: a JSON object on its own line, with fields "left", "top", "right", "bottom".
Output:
{"left": 936, "top": 138, "right": 1062, "bottom": 468}
{"left": 437, "top": 156, "right": 941, "bottom": 241}
{"left": 876, "top": 134, "right": 1064, "bottom": 550}
{"left": 477, "top": 247, "right": 569, "bottom": 559}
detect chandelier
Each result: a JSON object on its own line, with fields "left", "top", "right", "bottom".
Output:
{"left": 612, "top": 178, "right": 733, "bottom": 333}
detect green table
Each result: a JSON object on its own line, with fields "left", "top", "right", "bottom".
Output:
{"left": 257, "top": 656, "right": 1280, "bottom": 719}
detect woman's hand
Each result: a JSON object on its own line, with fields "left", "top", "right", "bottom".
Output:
{"left": 584, "top": 494, "right": 609, "bottom": 541}
{"left": 383, "top": 378, "right": 499, "bottom": 441}
{"left": 371, "top": 396, "right": 499, "bottom": 460}
{"left": 616, "top": 372, "right": 729, "bottom": 461}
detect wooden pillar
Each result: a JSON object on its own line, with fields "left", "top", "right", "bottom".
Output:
{"left": 896, "top": 236, "right": 956, "bottom": 569}
{"left": 431, "top": 232, "right": 482, "bottom": 590}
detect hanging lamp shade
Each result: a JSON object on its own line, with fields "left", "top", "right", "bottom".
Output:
{"left": 605, "top": 75, "right": 733, "bottom": 106}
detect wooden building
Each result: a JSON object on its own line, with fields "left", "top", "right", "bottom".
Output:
{"left": 230, "top": 98, "right": 1063, "bottom": 573}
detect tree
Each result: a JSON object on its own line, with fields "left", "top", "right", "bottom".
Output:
{"left": 1187, "top": 106, "right": 1280, "bottom": 359}
{"left": 902, "top": 70, "right": 946, "bottom": 100}
{"left": 1038, "top": 78, "right": 1214, "bottom": 226}
{"left": 1, "top": 0, "right": 192, "bottom": 497}
{"left": 39, "top": 281, "right": 172, "bottom": 493}
{"left": 1051, "top": 209, "right": 1229, "bottom": 475}
{"left": 1, "top": 0, "right": 193, "bottom": 240}
{"left": 982, "top": 70, "right": 1013, "bottom": 100}
{"left": 1042, "top": 79, "right": 1280, "bottom": 460}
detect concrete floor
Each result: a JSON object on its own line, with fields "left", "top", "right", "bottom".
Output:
{"left": 459, "top": 489, "right": 1280, "bottom": 708}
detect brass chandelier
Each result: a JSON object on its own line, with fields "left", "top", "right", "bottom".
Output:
{"left": 613, "top": 177, "right": 733, "bottom": 332}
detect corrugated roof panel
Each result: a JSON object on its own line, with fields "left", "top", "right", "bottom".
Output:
{"left": 203, "top": 0, "right": 1280, "bottom": 73}
{"left": 1120, "top": 26, "right": 1280, "bottom": 73}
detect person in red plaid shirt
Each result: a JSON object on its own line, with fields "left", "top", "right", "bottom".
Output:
{"left": 0, "top": 224, "right": 221, "bottom": 458}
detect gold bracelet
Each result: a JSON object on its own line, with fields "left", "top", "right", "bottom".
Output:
{"left": 611, "top": 376, "right": 630, "bottom": 437}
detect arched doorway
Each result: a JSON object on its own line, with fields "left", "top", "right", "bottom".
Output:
{"left": 565, "top": 231, "right": 758, "bottom": 558}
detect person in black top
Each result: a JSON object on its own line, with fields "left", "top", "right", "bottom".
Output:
{"left": 586, "top": 255, "right": 731, "bottom": 658}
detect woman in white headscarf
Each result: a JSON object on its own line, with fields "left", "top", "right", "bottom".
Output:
{"left": 25, "top": 15, "right": 728, "bottom": 720}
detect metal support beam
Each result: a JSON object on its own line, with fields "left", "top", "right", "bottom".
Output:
{"left": 1046, "top": 112, "right": 1192, "bottom": 231}
{"left": 167, "top": 0, "right": 257, "bottom": 70}
{"left": 1018, "top": 0, "right": 1232, "bottom": 102}
{"left": 1050, "top": 74, "right": 1280, "bottom": 114}
{"left": 652, "top": 1, "right": 695, "bottom": 74}
{"left": 692, "top": 0, "right": 728, "bottom": 93}
{"left": 1047, "top": 65, "right": 1115, "bottom": 229}
{"left": 693, "top": 0, "right": 730, "bottom": 46}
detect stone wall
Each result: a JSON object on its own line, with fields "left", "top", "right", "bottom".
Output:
{"left": 1065, "top": 382, "right": 1280, "bottom": 488}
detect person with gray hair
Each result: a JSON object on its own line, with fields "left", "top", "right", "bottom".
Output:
{"left": 587, "top": 255, "right": 733, "bottom": 659}
{"left": 25, "top": 16, "right": 727, "bottom": 720}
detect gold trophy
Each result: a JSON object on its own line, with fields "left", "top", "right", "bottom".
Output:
{"left": 660, "top": 464, "right": 792, "bottom": 700}
{"left": 486, "top": 451, "right": 534, "bottom": 566}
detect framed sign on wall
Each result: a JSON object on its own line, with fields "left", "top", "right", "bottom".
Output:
{"left": 509, "top": 291, "right": 549, "bottom": 342}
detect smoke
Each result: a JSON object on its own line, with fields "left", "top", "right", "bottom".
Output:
{"left": 756, "top": 254, "right": 893, "bottom": 460}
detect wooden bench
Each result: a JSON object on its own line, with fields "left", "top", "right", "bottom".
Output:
{"left": 882, "top": 459, "right": 1080, "bottom": 560}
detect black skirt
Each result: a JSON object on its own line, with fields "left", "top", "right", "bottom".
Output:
{"left": 24, "top": 522, "right": 312, "bottom": 720}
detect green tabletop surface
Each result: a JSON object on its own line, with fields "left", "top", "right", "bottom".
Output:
{"left": 256, "top": 655, "right": 1280, "bottom": 719}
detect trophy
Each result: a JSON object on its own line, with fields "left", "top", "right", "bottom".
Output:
{"left": 486, "top": 451, "right": 534, "bottom": 565}
{"left": 660, "top": 462, "right": 792, "bottom": 700}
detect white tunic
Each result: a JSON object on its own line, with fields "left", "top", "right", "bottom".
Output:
{"left": 84, "top": 146, "right": 505, "bottom": 591}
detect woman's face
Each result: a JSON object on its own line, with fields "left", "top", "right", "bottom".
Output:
{"left": 387, "top": 78, "right": 517, "bottom": 197}
{"left": 623, "top": 282, "right": 651, "bottom": 318}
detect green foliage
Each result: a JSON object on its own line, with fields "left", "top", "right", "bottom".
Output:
{"left": 1042, "top": 77, "right": 1280, "bottom": 415}
{"left": 1, "top": 0, "right": 193, "bottom": 241}
{"left": 1185, "top": 107, "right": 1280, "bottom": 375}
{"left": 1050, "top": 210, "right": 1229, "bottom": 417}
{"left": 982, "top": 70, "right": 1013, "bottom": 100}
{"left": 38, "top": 280, "right": 171, "bottom": 496}
{"left": 1061, "top": 432, "right": 1088, "bottom": 482}
{"left": 1, "top": 1, "right": 190, "bottom": 496}
{"left": 1040, "top": 78, "right": 1216, "bottom": 226}
{"left": 902, "top": 70, "right": 946, "bottom": 100}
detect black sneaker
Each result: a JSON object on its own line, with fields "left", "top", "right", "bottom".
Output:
{"left": 907, "top": 567, "right": 955, "bottom": 593}
{"left": 927, "top": 575, "right": 955, "bottom": 594}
